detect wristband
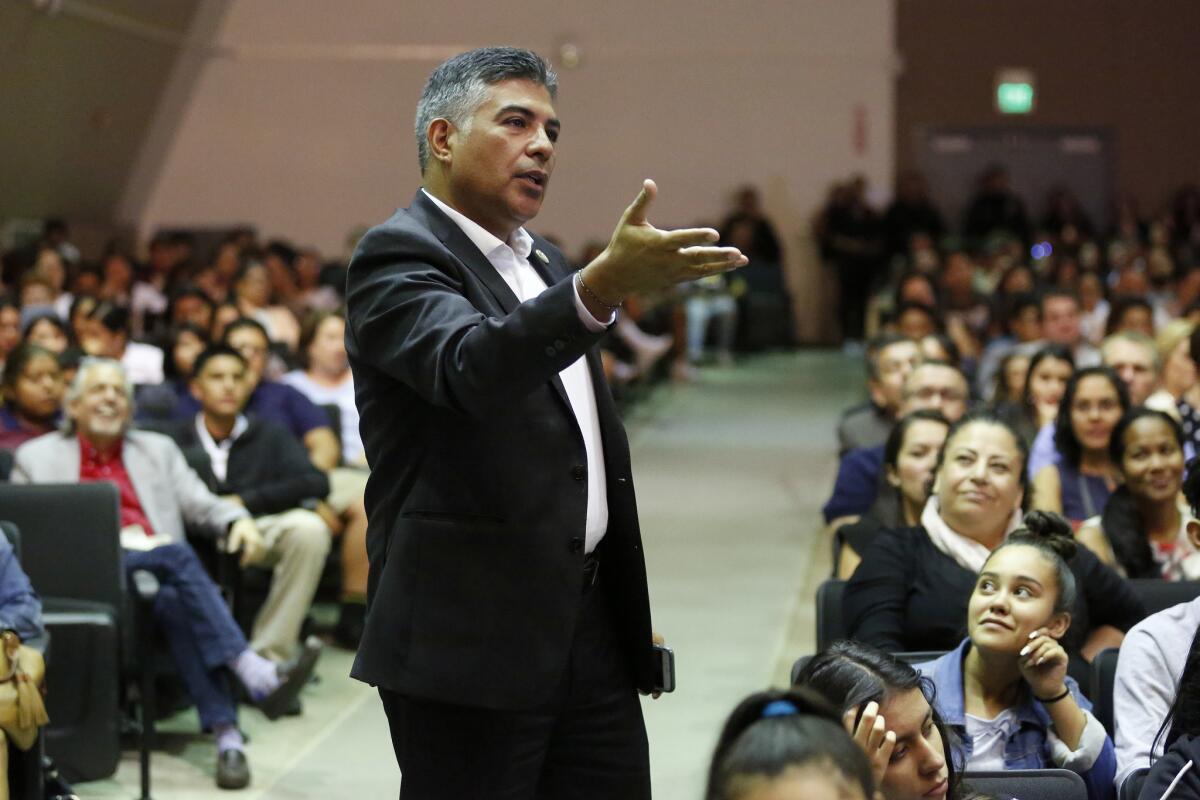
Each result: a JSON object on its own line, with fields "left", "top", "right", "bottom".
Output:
{"left": 575, "top": 271, "right": 621, "bottom": 310}
{"left": 1035, "top": 686, "right": 1071, "bottom": 704}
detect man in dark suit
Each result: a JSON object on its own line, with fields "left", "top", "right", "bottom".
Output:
{"left": 345, "top": 47, "right": 746, "bottom": 799}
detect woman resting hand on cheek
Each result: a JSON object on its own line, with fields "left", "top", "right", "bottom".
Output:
{"left": 916, "top": 511, "right": 1117, "bottom": 800}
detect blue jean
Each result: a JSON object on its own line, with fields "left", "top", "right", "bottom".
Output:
{"left": 124, "top": 543, "right": 246, "bottom": 730}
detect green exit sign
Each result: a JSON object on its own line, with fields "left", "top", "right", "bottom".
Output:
{"left": 997, "top": 82, "right": 1034, "bottom": 114}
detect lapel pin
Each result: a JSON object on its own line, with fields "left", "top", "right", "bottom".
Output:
{"left": 535, "top": 249, "right": 550, "bottom": 264}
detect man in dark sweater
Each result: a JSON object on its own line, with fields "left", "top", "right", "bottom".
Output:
{"left": 168, "top": 345, "right": 331, "bottom": 663}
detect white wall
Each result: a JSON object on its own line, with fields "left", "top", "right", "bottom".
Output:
{"left": 126, "top": 0, "right": 896, "bottom": 338}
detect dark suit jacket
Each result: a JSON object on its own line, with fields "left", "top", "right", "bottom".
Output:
{"left": 165, "top": 416, "right": 330, "bottom": 518}
{"left": 344, "top": 190, "right": 655, "bottom": 710}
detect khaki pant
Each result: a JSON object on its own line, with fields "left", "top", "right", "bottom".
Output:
{"left": 246, "top": 509, "right": 331, "bottom": 662}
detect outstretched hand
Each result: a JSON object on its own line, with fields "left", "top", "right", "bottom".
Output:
{"left": 579, "top": 180, "right": 748, "bottom": 311}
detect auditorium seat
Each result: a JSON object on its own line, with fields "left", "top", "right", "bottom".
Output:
{"left": 1129, "top": 579, "right": 1200, "bottom": 618}
{"left": 815, "top": 578, "right": 846, "bottom": 650}
{"left": 963, "top": 769, "right": 1086, "bottom": 800}
{"left": 1090, "top": 647, "right": 1119, "bottom": 736}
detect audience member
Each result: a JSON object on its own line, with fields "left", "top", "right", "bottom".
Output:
{"left": 67, "top": 294, "right": 97, "bottom": 344}
{"left": 682, "top": 275, "right": 737, "bottom": 366}
{"left": 1146, "top": 319, "right": 1195, "bottom": 421}
{"left": 0, "top": 298, "right": 20, "bottom": 377}
{"left": 1112, "top": 460, "right": 1200, "bottom": 793}
{"left": 837, "top": 334, "right": 920, "bottom": 456}
{"left": 168, "top": 345, "right": 332, "bottom": 663}
{"left": 231, "top": 261, "right": 300, "bottom": 352}
{"left": 884, "top": 171, "right": 945, "bottom": 262}
{"left": 1042, "top": 288, "right": 1102, "bottom": 368}
{"left": 844, "top": 412, "right": 1144, "bottom": 671}
{"left": 915, "top": 512, "right": 1117, "bottom": 800}
{"left": 0, "top": 532, "right": 47, "bottom": 800}
{"left": 166, "top": 285, "right": 217, "bottom": 335}
{"left": 825, "top": 175, "right": 885, "bottom": 348}
{"left": 893, "top": 301, "right": 941, "bottom": 342}
{"left": 282, "top": 311, "right": 364, "bottom": 467}
{"left": 78, "top": 301, "right": 165, "bottom": 386}
{"left": 1101, "top": 331, "right": 1159, "bottom": 407}
{"left": 1008, "top": 344, "right": 1075, "bottom": 464}
{"left": 705, "top": 688, "right": 875, "bottom": 800}
{"left": 0, "top": 344, "right": 64, "bottom": 453}
{"left": 824, "top": 361, "right": 968, "bottom": 525}
{"left": 795, "top": 640, "right": 973, "bottom": 800}
{"left": 976, "top": 293, "right": 1042, "bottom": 401}
{"left": 1077, "top": 271, "right": 1109, "bottom": 346}
{"left": 1078, "top": 409, "right": 1197, "bottom": 579}
{"left": 1031, "top": 367, "right": 1129, "bottom": 525}
{"left": 19, "top": 312, "right": 69, "bottom": 355}
{"left": 963, "top": 166, "right": 1029, "bottom": 248}
{"left": 12, "top": 358, "right": 321, "bottom": 789}
{"left": 836, "top": 410, "right": 950, "bottom": 579}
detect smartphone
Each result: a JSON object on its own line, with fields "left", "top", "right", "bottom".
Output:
{"left": 652, "top": 644, "right": 676, "bottom": 693}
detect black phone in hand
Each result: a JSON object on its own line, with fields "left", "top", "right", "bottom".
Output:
{"left": 652, "top": 644, "right": 675, "bottom": 693}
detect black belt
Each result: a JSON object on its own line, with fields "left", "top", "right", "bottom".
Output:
{"left": 582, "top": 553, "right": 600, "bottom": 591}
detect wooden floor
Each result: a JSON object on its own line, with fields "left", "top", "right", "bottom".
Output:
{"left": 77, "top": 349, "right": 861, "bottom": 799}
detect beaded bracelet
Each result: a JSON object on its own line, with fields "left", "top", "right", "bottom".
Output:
{"left": 575, "top": 271, "right": 621, "bottom": 310}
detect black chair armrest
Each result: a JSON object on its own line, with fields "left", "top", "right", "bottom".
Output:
{"left": 129, "top": 570, "right": 160, "bottom": 602}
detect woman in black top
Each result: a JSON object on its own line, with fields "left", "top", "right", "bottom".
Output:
{"left": 844, "top": 412, "right": 1145, "bottom": 676}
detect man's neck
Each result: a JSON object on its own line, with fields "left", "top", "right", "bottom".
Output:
{"left": 203, "top": 412, "right": 238, "bottom": 442}
{"left": 423, "top": 179, "right": 518, "bottom": 242}
{"left": 84, "top": 432, "right": 121, "bottom": 458}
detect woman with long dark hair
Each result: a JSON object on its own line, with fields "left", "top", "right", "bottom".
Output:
{"left": 795, "top": 640, "right": 973, "bottom": 800}
{"left": 0, "top": 343, "right": 64, "bottom": 452}
{"left": 1077, "top": 409, "right": 1199, "bottom": 579}
{"left": 836, "top": 410, "right": 950, "bottom": 579}
{"left": 917, "top": 512, "right": 1117, "bottom": 800}
{"left": 706, "top": 687, "right": 875, "bottom": 800}
{"left": 1031, "top": 366, "right": 1129, "bottom": 526}
{"left": 997, "top": 344, "right": 1073, "bottom": 452}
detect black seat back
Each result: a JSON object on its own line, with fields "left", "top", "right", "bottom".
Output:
{"left": 1129, "top": 579, "right": 1200, "bottom": 618}
{"left": 0, "top": 483, "right": 124, "bottom": 611}
{"left": 0, "top": 519, "right": 22, "bottom": 560}
{"left": 816, "top": 578, "right": 847, "bottom": 651}
{"left": 963, "top": 769, "right": 1087, "bottom": 800}
{"left": 1090, "top": 647, "right": 1120, "bottom": 735}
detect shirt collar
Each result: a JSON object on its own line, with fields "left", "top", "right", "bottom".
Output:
{"left": 79, "top": 432, "right": 122, "bottom": 465}
{"left": 422, "top": 188, "right": 533, "bottom": 261}
{"left": 195, "top": 413, "right": 249, "bottom": 449}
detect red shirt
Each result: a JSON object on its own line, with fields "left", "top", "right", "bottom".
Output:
{"left": 78, "top": 434, "right": 156, "bottom": 537}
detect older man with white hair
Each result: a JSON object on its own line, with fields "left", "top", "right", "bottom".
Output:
{"left": 12, "top": 358, "right": 319, "bottom": 790}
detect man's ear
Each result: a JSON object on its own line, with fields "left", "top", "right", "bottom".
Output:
{"left": 427, "top": 119, "right": 456, "bottom": 167}
{"left": 1188, "top": 519, "right": 1200, "bottom": 550}
{"left": 866, "top": 379, "right": 886, "bottom": 409}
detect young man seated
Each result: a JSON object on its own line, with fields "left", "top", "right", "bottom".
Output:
{"left": 836, "top": 333, "right": 921, "bottom": 456}
{"left": 12, "top": 357, "right": 321, "bottom": 790}
{"left": 166, "top": 344, "right": 331, "bottom": 664}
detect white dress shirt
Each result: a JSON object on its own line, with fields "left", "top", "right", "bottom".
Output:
{"left": 423, "top": 189, "right": 612, "bottom": 553}
{"left": 195, "top": 413, "right": 249, "bottom": 484}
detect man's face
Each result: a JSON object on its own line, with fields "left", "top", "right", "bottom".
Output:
{"left": 225, "top": 326, "right": 269, "bottom": 387}
{"left": 191, "top": 354, "right": 249, "bottom": 418}
{"left": 1105, "top": 339, "right": 1158, "bottom": 407}
{"left": 1011, "top": 306, "right": 1042, "bottom": 342}
{"left": 868, "top": 341, "right": 920, "bottom": 414}
{"left": 441, "top": 79, "right": 559, "bottom": 238}
{"left": 1042, "top": 297, "right": 1081, "bottom": 346}
{"left": 902, "top": 364, "right": 969, "bottom": 422}
{"left": 70, "top": 363, "right": 131, "bottom": 443}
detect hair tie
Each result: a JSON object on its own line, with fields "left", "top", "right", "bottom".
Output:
{"left": 761, "top": 700, "right": 799, "bottom": 719}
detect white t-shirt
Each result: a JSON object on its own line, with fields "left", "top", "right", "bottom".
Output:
{"left": 965, "top": 709, "right": 1018, "bottom": 772}
{"left": 281, "top": 370, "right": 364, "bottom": 466}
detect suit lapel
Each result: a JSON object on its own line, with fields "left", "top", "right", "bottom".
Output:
{"left": 410, "top": 191, "right": 520, "bottom": 315}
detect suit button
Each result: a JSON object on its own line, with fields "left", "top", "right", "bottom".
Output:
{"left": 569, "top": 537, "right": 583, "bottom": 553}
{"left": 571, "top": 465, "right": 586, "bottom": 481}
{"left": 545, "top": 346, "right": 556, "bottom": 357}
{"left": 554, "top": 339, "right": 566, "bottom": 349}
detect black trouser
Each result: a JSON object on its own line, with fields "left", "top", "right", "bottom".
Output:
{"left": 838, "top": 260, "right": 877, "bottom": 341}
{"left": 379, "top": 561, "right": 651, "bottom": 800}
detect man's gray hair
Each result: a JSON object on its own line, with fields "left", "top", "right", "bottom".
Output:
{"left": 1102, "top": 329, "right": 1162, "bottom": 371}
{"left": 62, "top": 357, "right": 136, "bottom": 433}
{"left": 415, "top": 47, "right": 557, "bottom": 173}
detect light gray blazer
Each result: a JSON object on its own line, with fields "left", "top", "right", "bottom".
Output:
{"left": 11, "top": 429, "right": 247, "bottom": 544}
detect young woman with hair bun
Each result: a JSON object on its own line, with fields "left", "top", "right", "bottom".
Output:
{"left": 1077, "top": 408, "right": 1200, "bottom": 579}
{"left": 916, "top": 511, "right": 1117, "bottom": 800}
{"left": 705, "top": 687, "right": 875, "bottom": 800}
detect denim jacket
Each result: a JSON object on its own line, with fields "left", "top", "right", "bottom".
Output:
{"left": 917, "top": 639, "right": 1116, "bottom": 800}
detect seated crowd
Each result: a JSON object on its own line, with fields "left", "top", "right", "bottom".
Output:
{"left": 754, "top": 176, "right": 1200, "bottom": 800}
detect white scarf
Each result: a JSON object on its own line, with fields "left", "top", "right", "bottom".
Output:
{"left": 921, "top": 496, "right": 1023, "bottom": 573}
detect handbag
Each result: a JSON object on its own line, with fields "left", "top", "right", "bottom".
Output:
{"left": 0, "top": 631, "right": 48, "bottom": 752}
